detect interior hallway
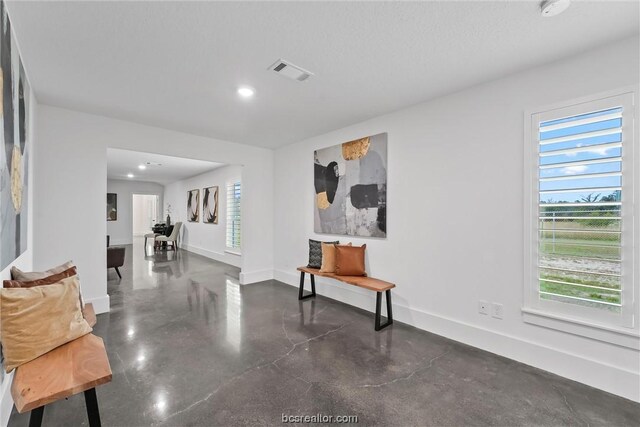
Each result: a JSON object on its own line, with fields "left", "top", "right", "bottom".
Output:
{"left": 8, "top": 240, "right": 640, "bottom": 426}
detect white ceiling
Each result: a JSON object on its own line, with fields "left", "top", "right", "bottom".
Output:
{"left": 7, "top": 1, "right": 639, "bottom": 149}
{"left": 107, "top": 149, "right": 224, "bottom": 185}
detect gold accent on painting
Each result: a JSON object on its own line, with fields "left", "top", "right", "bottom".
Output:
{"left": 11, "top": 146, "right": 23, "bottom": 211}
{"left": 342, "top": 137, "right": 370, "bottom": 160}
{"left": 317, "top": 192, "right": 330, "bottom": 210}
{"left": 0, "top": 69, "right": 3, "bottom": 116}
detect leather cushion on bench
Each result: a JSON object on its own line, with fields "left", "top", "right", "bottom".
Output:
{"left": 320, "top": 242, "right": 351, "bottom": 273}
{"left": 3, "top": 267, "right": 78, "bottom": 288}
{"left": 11, "top": 260, "right": 75, "bottom": 281}
{"left": 4, "top": 267, "right": 85, "bottom": 309}
{"left": 335, "top": 244, "right": 367, "bottom": 276}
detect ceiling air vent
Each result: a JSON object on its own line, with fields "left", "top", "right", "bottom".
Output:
{"left": 268, "top": 59, "right": 314, "bottom": 82}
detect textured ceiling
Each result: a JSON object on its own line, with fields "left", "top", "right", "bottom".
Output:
{"left": 7, "top": 1, "right": 639, "bottom": 148}
{"left": 107, "top": 149, "right": 223, "bottom": 185}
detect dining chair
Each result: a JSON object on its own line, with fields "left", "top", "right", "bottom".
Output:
{"left": 155, "top": 222, "right": 182, "bottom": 250}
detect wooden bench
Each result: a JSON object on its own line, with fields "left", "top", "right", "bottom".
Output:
{"left": 11, "top": 303, "right": 112, "bottom": 427}
{"left": 297, "top": 267, "right": 395, "bottom": 331}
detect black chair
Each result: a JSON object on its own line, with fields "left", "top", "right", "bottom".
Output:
{"left": 107, "top": 246, "right": 125, "bottom": 279}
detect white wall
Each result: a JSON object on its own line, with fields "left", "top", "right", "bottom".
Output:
{"left": 164, "top": 165, "right": 243, "bottom": 267}
{"left": 33, "top": 108, "right": 110, "bottom": 314}
{"left": 106, "top": 179, "right": 164, "bottom": 244}
{"left": 34, "top": 106, "right": 274, "bottom": 315}
{"left": 273, "top": 36, "right": 640, "bottom": 402}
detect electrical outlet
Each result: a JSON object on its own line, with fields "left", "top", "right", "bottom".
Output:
{"left": 492, "top": 303, "right": 503, "bottom": 319}
{"left": 478, "top": 300, "right": 489, "bottom": 315}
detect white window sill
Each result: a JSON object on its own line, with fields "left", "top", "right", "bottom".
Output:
{"left": 522, "top": 308, "right": 639, "bottom": 350}
{"left": 225, "top": 249, "right": 241, "bottom": 256}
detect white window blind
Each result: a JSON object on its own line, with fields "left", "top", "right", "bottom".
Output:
{"left": 525, "top": 92, "right": 637, "bottom": 331}
{"left": 226, "top": 182, "right": 241, "bottom": 249}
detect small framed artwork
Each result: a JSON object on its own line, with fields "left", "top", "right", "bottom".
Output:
{"left": 107, "top": 193, "right": 117, "bottom": 221}
{"left": 187, "top": 189, "right": 200, "bottom": 222}
{"left": 203, "top": 186, "right": 219, "bottom": 224}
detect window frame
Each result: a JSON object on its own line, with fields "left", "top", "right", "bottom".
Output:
{"left": 523, "top": 87, "right": 639, "bottom": 347}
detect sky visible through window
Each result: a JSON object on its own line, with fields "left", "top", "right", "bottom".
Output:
{"left": 539, "top": 108, "right": 622, "bottom": 204}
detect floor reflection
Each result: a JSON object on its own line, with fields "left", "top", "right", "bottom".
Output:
{"left": 225, "top": 277, "right": 242, "bottom": 352}
{"left": 149, "top": 249, "right": 184, "bottom": 279}
{"left": 127, "top": 238, "right": 186, "bottom": 289}
{"left": 375, "top": 326, "right": 393, "bottom": 357}
{"left": 187, "top": 279, "right": 218, "bottom": 324}
{"left": 298, "top": 299, "right": 316, "bottom": 327}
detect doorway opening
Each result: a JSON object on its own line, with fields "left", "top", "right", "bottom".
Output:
{"left": 132, "top": 194, "right": 160, "bottom": 238}
{"left": 107, "top": 148, "right": 242, "bottom": 265}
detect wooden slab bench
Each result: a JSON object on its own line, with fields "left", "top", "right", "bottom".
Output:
{"left": 11, "top": 306, "right": 111, "bottom": 427}
{"left": 297, "top": 267, "right": 395, "bottom": 331}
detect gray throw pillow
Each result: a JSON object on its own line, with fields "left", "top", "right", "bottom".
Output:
{"left": 308, "top": 239, "right": 338, "bottom": 269}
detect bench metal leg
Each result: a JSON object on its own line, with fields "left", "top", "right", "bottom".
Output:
{"left": 298, "top": 271, "right": 316, "bottom": 300}
{"left": 375, "top": 290, "right": 393, "bottom": 331}
{"left": 84, "top": 387, "right": 102, "bottom": 427}
{"left": 114, "top": 267, "right": 122, "bottom": 279}
{"left": 28, "top": 406, "right": 44, "bottom": 427}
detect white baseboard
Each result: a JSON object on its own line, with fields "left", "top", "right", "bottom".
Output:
{"left": 109, "top": 238, "right": 131, "bottom": 246}
{"left": 274, "top": 269, "right": 640, "bottom": 403}
{"left": 84, "top": 294, "right": 110, "bottom": 314}
{"left": 181, "top": 244, "right": 242, "bottom": 268}
{"left": 240, "top": 269, "right": 274, "bottom": 285}
{"left": 0, "top": 371, "right": 14, "bottom": 427}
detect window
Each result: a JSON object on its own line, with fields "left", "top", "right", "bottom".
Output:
{"left": 524, "top": 91, "right": 637, "bottom": 336}
{"left": 226, "top": 181, "right": 241, "bottom": 250}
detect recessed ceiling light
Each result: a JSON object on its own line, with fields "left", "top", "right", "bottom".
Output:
{"left": 127, "top": 173, "right": 134, "bottom": 178}
{"left": 540, "top": 0, "right": 570, "bottom": 17}
{"left": 237, "top": 86, "right": 255, "bottom": 98}
{"left": 138, "top": 164, "right": 147, "bottom": 170}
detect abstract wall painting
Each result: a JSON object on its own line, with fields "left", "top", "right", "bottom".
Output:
{"left": 203, "top": 186, "right": 218, "bottom": 224}
{"left": 187, "top": 189, "right": 200, "bottom": 222}
{"left": 0, "top": 0, "right": 32, "bottom": 271}
{"left": 106, "top": 193, "right": 117, "bottom": 221}
{"left": 314, "top": 133, "right": 387, "bottom": 238}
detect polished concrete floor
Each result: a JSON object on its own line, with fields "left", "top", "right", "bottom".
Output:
{"left": 8, "top": 239, "right": 640, "bottom": 426}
